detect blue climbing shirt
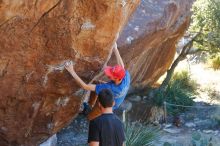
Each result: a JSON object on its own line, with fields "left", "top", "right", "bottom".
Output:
{"left": 95, "top": 70, "right": 131, "bottom": 110}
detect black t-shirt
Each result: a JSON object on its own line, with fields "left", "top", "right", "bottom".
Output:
{"left": 88, "top": 113, "right": 125, "bottom": 146}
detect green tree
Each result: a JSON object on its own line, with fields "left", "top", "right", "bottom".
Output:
{"left": 190, "top": 0, "right": 220, "bottom": 53}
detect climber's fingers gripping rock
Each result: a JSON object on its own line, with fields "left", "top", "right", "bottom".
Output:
{"left": 65, "top": 61, "right": 74, "bottom": 73}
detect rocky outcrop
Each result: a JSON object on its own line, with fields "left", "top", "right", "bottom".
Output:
{"left": 116, "top": 0, "right": 194, "bottom": 87}
{"left": 0, "top": 0, "right": 193, "bottom": 145}
{"left": 0, "top": 0, "right": 139, "bottom": 145}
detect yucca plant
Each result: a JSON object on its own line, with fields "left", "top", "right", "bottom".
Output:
{"left": 125, "top": 122, "right": 161, "bottom": 146}
{"left": 153, "top": 70, "right": 197, "bottom": 115}
{"left": 165, "top": 71, "right": 197, "bottom": 115}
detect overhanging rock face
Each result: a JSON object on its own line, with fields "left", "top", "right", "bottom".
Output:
{"left": 116, "top": 0, "right": 194, "bottom": 87}
{"left": 0, "top": 0, "right": 193, "bottom": 145}
{"left": 0, "top": 0, "right": 139, "bottom": 145}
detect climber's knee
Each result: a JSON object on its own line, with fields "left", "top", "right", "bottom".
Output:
{"left": 87, "top": 103, "right": 102, "bottom": 121}
{"left": 88, "top": 91, "right": 98, "bottom": 107}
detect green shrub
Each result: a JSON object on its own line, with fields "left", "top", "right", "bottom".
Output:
{"left": 153, "top": 70, "right": 197, "bottom": 115}
{"left": 166, "top": 71, "right": 197, "bottom": 115}
{"left": 209, "top": 54, "right": 220, "bottom": 70}
{"left": 125, "top": 122, "right": 160, "bottom": 146}
{"left": 163, "top": 131, "right": 213, "bottom": 146}
{"left": 171, "top": 70, "right": 197, "bottom": 93}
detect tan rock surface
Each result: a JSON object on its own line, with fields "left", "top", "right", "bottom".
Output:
{"left": 0, "top": 0, "right": 139, "bottom": 145}
{"left": 0, "top": 0, "right": 194, "bottom": 145}
{"left": 116, "top": 0, "right": 194, "bottom": 87}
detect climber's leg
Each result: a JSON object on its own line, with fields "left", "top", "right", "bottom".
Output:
{"left": 87, "top": 100, "right": 102, "bottom": 120}
{"left": 80, "top": 91, "right": 97, "bottom": 115}
{"left": 88, "top": 91, "right": 98, "bottom": 107}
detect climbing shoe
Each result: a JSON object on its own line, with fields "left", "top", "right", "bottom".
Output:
{"left": 80, "top": 102, "right": 92, "bottom": 116}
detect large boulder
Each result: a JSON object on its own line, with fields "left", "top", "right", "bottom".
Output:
{"left": 116, "top": 0, "right": 194, "bottom": 87}
{"left": 0, "top": 0, "right": 139, "bottom": 145}
{"left": 0, "top": 0, "right": 193, "bottom": 145}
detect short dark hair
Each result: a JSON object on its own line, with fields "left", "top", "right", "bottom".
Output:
{"left": 98, "top": 89, "right": 114, "bottom": 108}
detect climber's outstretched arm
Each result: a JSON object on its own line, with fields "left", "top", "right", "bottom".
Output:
{"left": 65, "top": 63, "right": 96, "bottom": 91}
{"left": 113, "top": 42, "right": 125, "bottom": 68}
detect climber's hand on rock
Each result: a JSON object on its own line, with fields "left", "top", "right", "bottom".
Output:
{"left": 64, "top": 61, "right": 95, "bottom": 91}
{"left": 113, "top": 42, "right": 118, "bottom": 50}
{"left": 112, "top": 42, "right": 125, "bottom": 68}
{"left": 65, "top": 61, "right": 75, "bottom": 74}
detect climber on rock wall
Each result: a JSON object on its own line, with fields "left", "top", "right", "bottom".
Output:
{"left": 65, "top": 42, "right": 131, "bottom": 120}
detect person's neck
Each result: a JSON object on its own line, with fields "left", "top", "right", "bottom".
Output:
{"left": 102, "top": 107, "right": 113, "bottom": 114}
{"left": 115, "top": 80, "right": 122, "bottom": 85}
